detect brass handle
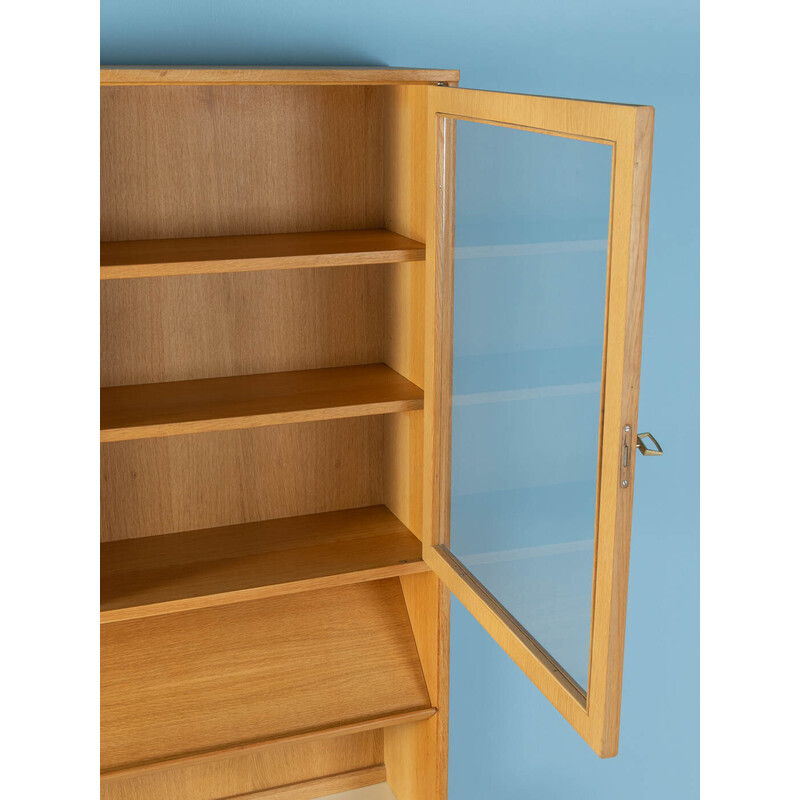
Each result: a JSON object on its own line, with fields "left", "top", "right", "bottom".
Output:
{"left": 636, "top": 432, "right": 663, "bottom": 456}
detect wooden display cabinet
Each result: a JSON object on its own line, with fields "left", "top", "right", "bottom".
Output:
{"left": 100, "top": 67, "right": 654, "bottom": 800}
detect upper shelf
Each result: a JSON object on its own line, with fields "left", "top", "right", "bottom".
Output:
{"left": 100, "top": 228, "right": 425, "bottom": 280}
{"left": 100, "top": 67, "right": 460, "bottom": 86}
{"left": 101, "top": 363, "right": 423, "bottom": 442}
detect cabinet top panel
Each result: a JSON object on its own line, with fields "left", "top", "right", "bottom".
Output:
{"left": 100, "top": 66, "right": 460, "bottom": 85}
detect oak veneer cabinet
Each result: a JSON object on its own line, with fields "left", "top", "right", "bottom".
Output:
{"left": 100, "top": 67, "right": 654, "bottom": 800}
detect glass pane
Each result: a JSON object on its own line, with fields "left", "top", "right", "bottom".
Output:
{"left": 445, "top": 119, "right": 612, "bottom": 689}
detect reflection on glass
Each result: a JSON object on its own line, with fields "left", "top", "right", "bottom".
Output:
{"left": 446, "top": 120, "right": 612, "bottom": 689}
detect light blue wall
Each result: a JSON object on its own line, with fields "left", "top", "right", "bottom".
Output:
{"left": 101, "top": 2, "right": 699, "bottom": 797}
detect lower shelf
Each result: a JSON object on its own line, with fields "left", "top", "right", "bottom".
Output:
{"left": 101, "top": 580, "right": 435, "bottom": 776}
{"left": 101, "top": 505, "right": 427, "bottom": 623}
{"left": 100, "top": 730, "right": 386, "bottom": 800}
{"left": 223, "top": 768, "right": 391, "bottom": 800}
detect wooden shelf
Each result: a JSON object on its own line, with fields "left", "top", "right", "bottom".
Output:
{"left": 100, "top": 228, "right": 425, "bottom": 279}
{"left": 101, "top": 580, "right": 435, "bottom": 775}
{"left": 102, "top": 713, "right": 429, "bottom": 782}
{"left": 101, "top": 505, "right": 427, "bottom": 623}
{"left": 101, "top": 364, "right": 423, "bottom": 442}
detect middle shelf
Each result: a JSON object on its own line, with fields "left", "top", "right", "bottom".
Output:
{"left": 101, "top": 505, "right": 428, "bottom": 623}
{"left": 101, "top": 363, "right": 423, "bottom": 442}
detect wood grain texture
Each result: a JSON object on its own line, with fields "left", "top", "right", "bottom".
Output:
{"left": 101, "top": 505, "right": 428, "bottom": 622}
{"left": 589, "top": 104, "right": 655, "bottom": 757}
{"left": 384, "top": 86, "right": 429, "bottom": 245}
{"left": 384, "top": 572, "right": 450, "bottom": 800}
{"left": 215, "top": 767, "right": 387, "bottom": 800}
{"left": 100, "top": 734, "right": 383, "bottom": 800}
{"left": 381, "top": 85, "right": 451, "bottom": 800}
{"left": 101, "top": 580, "right": 433, "bottom": 774}
{"left": 104, "top": 711, "right": 434, "bottom": 784}
{"left": 382, "top": 85, "right": 430, "bottom": 553}
{"left": 100, "top": 229, "right": 425, "bottom": 280}
{"left": 100, "top": 67, "right": 460, "bottom": 86}
{"left": 101, "top": 85, "right": 384, "bottom": 242}
{"left": 431, "top": 114, "right": 456, "bottom": 551}
{"left": 383, "top": 85, "right": 429, "bottom": 390}
{"left": 101, "top": 417, "right": 383, "bottom": 541}
{"left": 381, "top": 84, "right": 429, "bottom": 542}
{"left": 421, "top": 86, "right": 655, "bottom": 758}
{"left": 101, "top": 364, "right": 423, "bottom": 441}
{"left": 97, "top": 73, "right": 457, "bottom": 800}
{"left": 101, "top": 266, "right": 384, "bottom": 387}
{"left": 382, "top": 410, "right": 424, "bottom": 543}
{"left": 421, "top": 103, "right": 456, "bottom": 567}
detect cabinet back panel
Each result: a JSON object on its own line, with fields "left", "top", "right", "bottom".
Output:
{"left": 101, "top": 85, "right": 384, "bottom": 242}
{"left": 100, "top": 732, "right": 382, "bottom": 800}
{"left": 101, "top": 266, "right": 384, "bottom": 387}
{"left": 101, "top": 417, "right": 383, "bottom": 541}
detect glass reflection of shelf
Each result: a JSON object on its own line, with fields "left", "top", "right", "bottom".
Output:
{"left": 450, "top": 484, "right": 597, "bottom": 550}
{"left": 453, "top": 381, "right": 600, "bottom": 407}
{"left": 458, "top": 537, "right": 594, "bottom": 567}
{"left": 452, "top": 346, "right": 603, "bottom": 403}
{"left": 454, "top": 238, "right": 608, "bottom": 261}
{"left": 449, "top": 484, "right": 597, "bottom": 688}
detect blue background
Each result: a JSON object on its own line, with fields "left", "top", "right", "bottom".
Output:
{"left": 101, "top": 2, "right": 699, "bottom": 797}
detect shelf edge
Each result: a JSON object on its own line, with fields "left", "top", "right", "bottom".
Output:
{"left": 101, "top": 397, "right": 424, "bottom": 442}
{"left": 101, "top": 559, "right": 430, "bottom": 624}
{"left": 100, "top": 246, "right": 425, "bottom": 280}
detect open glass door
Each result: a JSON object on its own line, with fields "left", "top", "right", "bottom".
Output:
{"left": 422, "top": 87, "right": 654, "bottom": 757}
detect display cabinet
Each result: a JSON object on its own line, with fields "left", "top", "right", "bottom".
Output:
{"left": 100, "top": 67, "right": 655, "bottom": 800}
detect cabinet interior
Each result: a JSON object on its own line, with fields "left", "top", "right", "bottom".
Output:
{"left": 100, "top": 76, "right": 449, "bottom": 800}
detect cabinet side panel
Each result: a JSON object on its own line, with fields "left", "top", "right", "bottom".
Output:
{"left": 384, "top": 85, "right": 428, "bottom": 244}
{"left": 101, "top": 85, "right": 384, "bottom": 241}
{"left": 383, "top": 85, "right": 428, "bottom": 538}
{"left": 382, "top": 410, "right": 424, "bottom": 538}
{"left": 100, "top": 417, "right": 384, "bottom": 541}
{"left": 383, "top": 83, "right": 428, "bottom": 388}
{"left": 385, "top": 572, "right": 450, "bottom": 800}
{"left": 382, "top": 84, "right": 450, "bottom": 800}
{"left": 100, "top": 732, "right": 383, "bottom": 800}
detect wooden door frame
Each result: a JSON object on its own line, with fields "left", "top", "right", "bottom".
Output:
{"left": 422, "top": 86, "right": 654, "bottom": 757}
